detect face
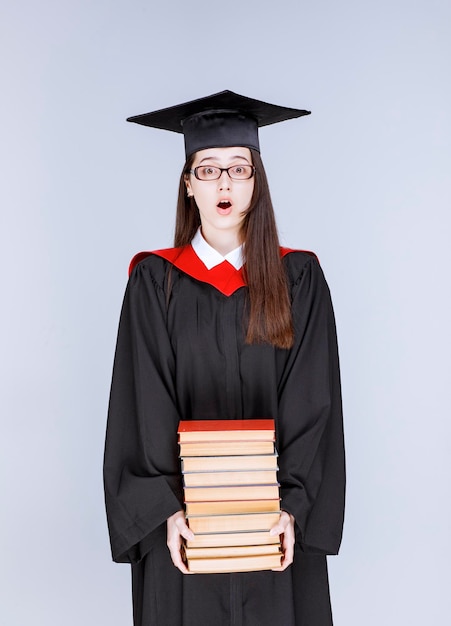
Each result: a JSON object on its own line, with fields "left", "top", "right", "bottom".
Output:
{"left": 185, "top": 146, "right": 254, "bottom": 246}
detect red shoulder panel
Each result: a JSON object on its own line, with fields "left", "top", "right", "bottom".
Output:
{"left": 129, "top": 246, "right": 319, "bottom": 292}
{"left": 280, "top": 247, "right": 319, "bottom": 263}
{"left": 129, "top": 251, "right": 152, "bottom": 276}
{"left": 155, "top": 246, "right": 247, "bottom": 296}
{"left": 128, "top": 246, "right": 246, "bottom": 296}
{"left": 129, "top": 247, "right": 187, "bottom": 276}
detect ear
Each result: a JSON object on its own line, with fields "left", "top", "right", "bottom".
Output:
{"left": 185, "top": 175, "right": 194, "bottom": 198}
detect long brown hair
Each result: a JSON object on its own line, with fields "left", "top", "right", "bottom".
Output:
{"left": 174, "top": 149, "right": 294, "bottom": 349}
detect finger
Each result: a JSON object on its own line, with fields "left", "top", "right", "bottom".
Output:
{"left": 272, "top": 513, "right": 295, "bottom": 571}
{"left": 168, "top": 544, "right": 191, "bottom": 574}
{"left": 166, "top": 533, "right": 191, "bottom": 574}
{"left": 272, "top": 534, "right": 295, "bottom": 571}
{"left": 280, "top": 530, "right": 296, "bottom": 570}
{"left": 272, "top": 548, "right": 294, "bottom": 571}
{"left": 269, "top": 523, "right": 285, "bottom": 536}
{"left": 175, "top": 517, "right": 195, "bottom": 541}
{"left": 270, "top": 511, "right": 291, "bottom": 536}
{"left": 166, "top": 512, "right": 194, "bottom": 574}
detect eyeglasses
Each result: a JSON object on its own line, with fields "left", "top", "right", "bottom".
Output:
{"left": 189, "top": 164, "right": 255, "bottom": 181}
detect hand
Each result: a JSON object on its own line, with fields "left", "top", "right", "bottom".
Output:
{"left": 270, "top": 510, "right": 295, "bottom": 571}
{"left": 166, "top": 510, "right": 194, "bottom": 574}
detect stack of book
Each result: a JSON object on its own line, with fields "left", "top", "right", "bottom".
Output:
{"left": 178, "top": 419, "right": 282, "bottom": 573}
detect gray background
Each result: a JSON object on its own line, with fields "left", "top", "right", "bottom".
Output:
{"left": 1, "top": 0, "right": 450, "bottom": 624}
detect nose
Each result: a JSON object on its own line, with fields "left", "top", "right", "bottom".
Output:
{"left": 217, "top": 169, "right": 231, "bottom": 190}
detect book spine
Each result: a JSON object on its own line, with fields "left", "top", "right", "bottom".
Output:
{"left": 187, "top": 512, "right": 280, "bottom": 534}
{"left": 184, "top": 544, "right": 281, "bottom": 559}
{"left": 185, "top": 531, "right": 280, "bottom": 548}
{"left": 185, "top": 499, "right": 281, "bottom": 516}
{"left": 183, "top": 469, "right": 278, "bottom": 487}
{"left": 186, "top": 553, "right": 282, "bottom": 574}
{"left": 179, "top": 441, "right": 276, "bottom": 456}
{"left": 184, "top": 484, "right": 280, "bottom": 502}
{"left": 178, "top": 418, "right": 275, "bottom": 433}
{"left": 181, "top": 453, "right": 278, "bottom": 473}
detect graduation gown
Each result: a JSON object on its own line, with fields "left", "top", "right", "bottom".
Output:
{"left": 104, "top": 245, "right": 345, "bottom": 626}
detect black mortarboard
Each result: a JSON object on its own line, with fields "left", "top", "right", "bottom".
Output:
{"left": 127, "top": 90, "right": 310, "bottom": 157}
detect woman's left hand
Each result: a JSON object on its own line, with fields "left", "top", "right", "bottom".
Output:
{"left": 270, "top": 510, "right": 295, "bottom": 571}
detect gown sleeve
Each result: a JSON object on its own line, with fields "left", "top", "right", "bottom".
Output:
{"left": 103, "top": 260, "right": 184, "bottom": 564}
{"left": 277, "top": 255, "right": 345, "bottom": 555}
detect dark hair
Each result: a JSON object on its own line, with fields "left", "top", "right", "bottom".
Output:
{"left": 174, "top": 149, "right": 294, "bottom": 349}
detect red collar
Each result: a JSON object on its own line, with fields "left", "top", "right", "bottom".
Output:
{"left": 129, "top": 245, "right": 296, "bottom": 297}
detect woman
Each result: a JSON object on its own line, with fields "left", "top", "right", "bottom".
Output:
{"left": 104, "top": 91, "right": 345, "bottom": 626}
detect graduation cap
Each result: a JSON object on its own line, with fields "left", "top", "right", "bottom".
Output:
{"left": 127, "top": 90, "right": 310, "bottom": 157}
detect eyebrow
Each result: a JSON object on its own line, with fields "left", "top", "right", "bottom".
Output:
{"left": 198, "top": 155, "right": 250, "bottom": 165}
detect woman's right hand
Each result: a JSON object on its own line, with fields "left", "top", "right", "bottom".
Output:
{"left": 166, "top": 510, "right": 194, "bottom": 574}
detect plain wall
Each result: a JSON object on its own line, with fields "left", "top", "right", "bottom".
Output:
{"left": 1, "top": 1, "right": 450, "bottom": 623}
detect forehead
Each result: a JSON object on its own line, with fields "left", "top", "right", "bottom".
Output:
{"left": 192, "top": 146, "right": 252, "bottom": 165}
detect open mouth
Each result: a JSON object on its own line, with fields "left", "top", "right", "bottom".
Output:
{"left": 217, "top": 201, "right": 232, "bottom": 209}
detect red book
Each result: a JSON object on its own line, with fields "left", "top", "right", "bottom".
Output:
{"left": 178, "top": 419, "right": 275, "bottom": 443}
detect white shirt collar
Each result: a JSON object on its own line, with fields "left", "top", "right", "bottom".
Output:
{"left": 191, "top": 228, "right": 244, "bottom": 270}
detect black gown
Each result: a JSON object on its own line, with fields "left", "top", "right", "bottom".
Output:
{"left": 104, "top": 245, "right": 345, "bottom": 626}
